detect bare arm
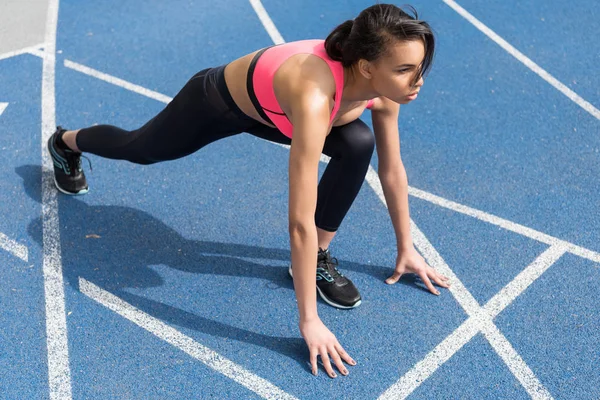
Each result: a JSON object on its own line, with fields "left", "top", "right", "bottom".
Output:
{"left": 370, "top": 97, "right": 412, "bottom": 250}
{"left": 288, "top": 90, "right": 330, "bottom": 323}
{"left": 284, "top": 63, "right": 356, "bottom": 377}
{"left": 371, "top": 97, "right": 450, "bottom": 294}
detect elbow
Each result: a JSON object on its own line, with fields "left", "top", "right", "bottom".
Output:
{"left": 288, "top": 219, "right": 316, "bottom": 242}
{"left": 379, "top": 166, "right": 408, "bottom": 187}
{"left": 288, "top": 220, "right": 313, "bottom": 236}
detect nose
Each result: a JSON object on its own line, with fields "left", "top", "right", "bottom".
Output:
{"left": 414, "top": 74, "right": 424, "bottom": 88}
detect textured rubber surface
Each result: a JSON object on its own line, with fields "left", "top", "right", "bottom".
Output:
{"left": 1, "top": 0, "right": 598, "bottom": 398}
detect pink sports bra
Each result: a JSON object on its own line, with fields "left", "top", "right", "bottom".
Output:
{"left": 247, "top": 39, "right": 374, "bottom": 138}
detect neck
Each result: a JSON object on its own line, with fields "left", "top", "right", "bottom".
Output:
{"left": 342, "top": 64, "right": 378, "bottom": 102}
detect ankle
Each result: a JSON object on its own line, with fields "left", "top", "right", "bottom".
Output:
{"left": 59, "top": 130, "right": 81, "bottom": 153}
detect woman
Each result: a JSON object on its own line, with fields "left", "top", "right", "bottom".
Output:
{"left": 48, "top": 3, "right": 450, "bottom": 378}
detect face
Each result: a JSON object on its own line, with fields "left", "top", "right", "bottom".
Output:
{"left": 360, "top": 39, "right": 426, "bottom": 104}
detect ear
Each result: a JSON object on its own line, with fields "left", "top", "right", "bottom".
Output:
{"left": 357, "top": 59, "right": 373, "bottom": 79}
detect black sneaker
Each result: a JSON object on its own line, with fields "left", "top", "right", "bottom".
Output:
{"left": 288, "top": 247, "right": 362, "bottom": 309}
{"left": 47, "top": 126, "right": 89, "bottom": 195}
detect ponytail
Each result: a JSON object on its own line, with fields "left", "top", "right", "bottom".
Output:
{"left": 324, "top": 20, "right": 354, "bottom": 64}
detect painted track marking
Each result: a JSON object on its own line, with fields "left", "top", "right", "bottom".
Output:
{"left": 0, "top": 231, "right": 28, "bottom": 262}
{"left": 40, "top": 0, "right": 73, "bottom": 398}
{"left": 443, "top": 0, "right": 600, "bottom": 120}
{"left": 79, "top": 278, "right": 298, "bottom": 400}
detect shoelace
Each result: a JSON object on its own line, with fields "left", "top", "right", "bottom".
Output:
{"left": 66, "top": 151, "right": 93, "bottom": 175}
{"left": 318, "top": 251, "right": 345, "bottom": 280}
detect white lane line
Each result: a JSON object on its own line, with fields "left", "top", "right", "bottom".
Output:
{"left": 79, "top": 278, "right": 298, "bottom": 400}
{"left": 379, "top": 246, "right": 565, "bottom": 399}
{"left": 481, "top": 322, "right": 553, "bottom": 400}
{"left": 40, "top": 0, "right": 73, "bottom": 398}
{"left": 27, "top": 55, "right": 174, "bottom": 105}
{"left": 0, "top": 43, "right": 44, "bottom": 62}
{"left": 64, "top": 60, "right": 173, "bottom": 104}
{"left": 484, "top": 245, "right": 567, "bottom": 318}
{"left": 0, "top": 102, "right": 8, "bottom": 117}
{"left": 409, "top": 186, "right": 600, "bottom": 264}
{"left": 27, "top": 48, "right": 46, "bottom": 59}
{"left": 0, "top": 232, "right": 28, "bottom": 262}
{"left": 443, "top": 0, "right": 600, "bottom": 121}
{"left": 248, "top": 0, "right": 285, "bottom": 45}
{"left": 377, "top": 316, "right": 481, "bottom": 400}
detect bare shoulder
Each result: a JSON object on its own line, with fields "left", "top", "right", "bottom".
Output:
{"left": 274, "top": 54, "right": 336, "bottom": 116}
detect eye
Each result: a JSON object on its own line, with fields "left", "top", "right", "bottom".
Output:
{"left": 395, "top": 69, "right": 410, "bottom": 74}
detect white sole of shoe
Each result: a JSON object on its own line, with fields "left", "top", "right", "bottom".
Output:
{"left": 288, "top": 265, "right": 362, "bottom": 309}
{"left": 53, "top": 175, "right": 89, "bottom": 196}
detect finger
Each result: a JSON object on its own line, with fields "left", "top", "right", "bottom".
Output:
{"left": 335, "top": 342, "right": 357, "bottom": 367}
{"left": 386, "top": 271, "right": 402, "bottom": 285}
{"left": 319, "top": 347, "right": 337, "bottom": 378}
{"left": 310, "top": 348, "right": 318, "bottom": 376}
{"left": 435, "top": 271, "right": 451, "bottom": 286}
{"left": 418, "top": 270, "right": 440, "bottom": 295}
{"left": 430, "top": 271, "right": 450, "bottom": 288}
{"left": 328, "top": 345, "right": 348, "bottom": 376}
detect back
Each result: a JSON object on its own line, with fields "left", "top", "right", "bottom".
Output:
{"left": 249, "top": 39, "right": 345, "bottom": 138}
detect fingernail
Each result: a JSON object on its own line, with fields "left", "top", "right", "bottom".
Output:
{"left": 351, "top": 360, "right": 357, "bottom": 365}
{"left": 343, "top": 369, "right": 348, "bottom": 375}
{"left": 313, "top": 370, "right": 317, "bottom": 376}
{"left": 331, "top": 373, "right": 337, "bottom": 378}
{"left": 435, "top": 291, "right": 440, "bottom": 295}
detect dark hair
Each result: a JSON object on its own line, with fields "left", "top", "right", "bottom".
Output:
{"left": 325, "top": 4, "right": 435, "bottom": 84}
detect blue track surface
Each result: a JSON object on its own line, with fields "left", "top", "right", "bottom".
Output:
{"left": 1, "top": 0, "right": 599, "bottom": 398}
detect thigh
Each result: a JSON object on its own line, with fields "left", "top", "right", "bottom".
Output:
{"left": 141, "top": 68, "right": 258, "bottom": 162}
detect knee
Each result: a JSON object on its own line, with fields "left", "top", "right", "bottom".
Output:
{"left": 344, "top": 123, "right": 375, "bottom": 160}
{"left": 127, "top": 154, "right": 159, "bottom": 165}
{"left": 133, "top": 158, "right": 158, "bottom": 165}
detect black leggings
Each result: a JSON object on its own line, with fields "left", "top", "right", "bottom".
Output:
{"left": 76, "top": 65, "right": 375, "bottom": 232}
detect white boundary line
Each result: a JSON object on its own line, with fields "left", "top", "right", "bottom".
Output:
{"left": 0, "top": 231, "right": 29, "bottom": 262}
{"left": 248, "top": 0, "right": 285, "bottom": 45}
{"left": 408, "top": 186, "right": 600, "bottom": 264}
{"left": 28, "top": 47, "right": 47, "bottom": 59}
{"left": 443, "top": 0, "right": 600, "bottom": 121}
{"left": 0, "top": 102, "right": 8, "bottom": 117}
{"left": 79, "top": 278, "right": 298, "bottom": 400}
{"left": 40, "top": 0, "right": 73, "bottom": 398}
{"left": 64, "top": 59, "right": 173, "bottom": 104}
{"left": 0, "top": 43, "right": 44, "bottom": 62}
{"left": 379, "top": 245, "right": 566, "bottom": 399}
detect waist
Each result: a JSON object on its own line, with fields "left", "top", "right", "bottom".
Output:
{"left": 210, "top": 64, "right": 255, "bottom": 122}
